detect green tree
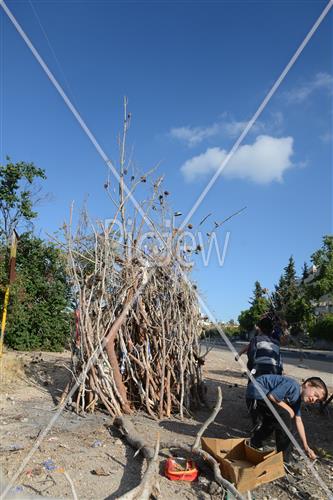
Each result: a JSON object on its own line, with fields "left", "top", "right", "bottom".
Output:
{"left": 274, "top": 256, "right": 297, "bottom": 304}
{"left": 308, "top": 235, "right": 333, "bottom": 301}
{"left": 273, "top": 256, "right": 297, "bottom": 318}
{"left": 238, "top": 281, "right": 269, "bottom": 332}
{"left": 0, "top": 233, "right": 72, "bottom": 351}
{"left": 302, "top": 262, "right": 309, "bottom": 281}
{"left": 238, "top": 309, "right": 254, "bottom": 333}
{"left": 249, "top": 281, "right": 269, "bottom": 318}
{"left": 0, "top": 159, "right": 46, "bottom": 241}
{"left": 0, "top": 160, "right": 72, "bottom": 350}
{"left": 273, "top": 256, "right": 313, "bottom": 334}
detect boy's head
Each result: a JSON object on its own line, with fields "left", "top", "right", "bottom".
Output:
{"left": 301, "top": 377, "right": 328, "bottom": 404}
{"left": 257, "top": 316, "right": 274, "bottom": 336}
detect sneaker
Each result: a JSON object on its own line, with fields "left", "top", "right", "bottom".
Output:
{"left": 261, "top": 445, "right": 276, "bottom": 453}
{"left": 249, "top": 441, "right": 275, "bottom": 454}
{"left": 249, "top": 438, "right": 263, "bottom": 450}
{"left": 283, "top": 454, "right": 297, "bottom": 466}
{"left": 284, "top": 460, "right": 303, "bottom": 477}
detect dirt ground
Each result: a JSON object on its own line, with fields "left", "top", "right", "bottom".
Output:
{"left": 0, "top": 348, "right": 332, "bottom": 499}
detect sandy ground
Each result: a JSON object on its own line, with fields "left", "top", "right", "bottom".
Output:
{"left": 0, "top": 348, "right": 332, "bottom": 499}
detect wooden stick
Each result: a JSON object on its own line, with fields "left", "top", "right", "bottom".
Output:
{"left": 193, "top": 386, "right": 222, "bottom": 449}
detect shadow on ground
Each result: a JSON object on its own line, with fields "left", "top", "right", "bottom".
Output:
{"left": 23, "top": 354, "right": 71, "bottom": 405}
{"left": 105, "top": 445, "right": 144, "bottom": 499}
{"left": 209, "top": 369, "right": 247, "bottom": 379}
{"left": 159, "top": 377, "right": 250, "bottom": 441}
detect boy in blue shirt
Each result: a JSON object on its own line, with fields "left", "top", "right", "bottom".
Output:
{"left": 246, "top": 375, "right": 328, "bottom": 462}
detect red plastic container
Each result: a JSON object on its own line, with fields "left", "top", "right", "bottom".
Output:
{"left": 165, "top": 457, "right": 198, "bottom": 482}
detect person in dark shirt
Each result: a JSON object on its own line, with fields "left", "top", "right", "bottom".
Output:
{"left": 246, "top": 374, "right": 328, "bottom": 462}
{"left": 236, "top": 317, "right": 283, "bottom": 377}
{"left": 272, "top": 318, "right": 290, "bottom": 344}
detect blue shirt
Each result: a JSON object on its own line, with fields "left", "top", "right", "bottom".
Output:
{"left": 246, "top": 375, "right": 302, "bottom": 416}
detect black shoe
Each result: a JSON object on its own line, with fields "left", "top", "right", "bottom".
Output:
{"left": 284, "top": 458, "right": 303, "bottom": 477}
{"left": 283, "top": 452, "right": 297, "bottom": 466}
{"left": 249, "top": 438, "right": 263, "bottom": 450}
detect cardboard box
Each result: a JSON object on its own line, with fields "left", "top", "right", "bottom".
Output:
{"left": 201, "top": 437, "right": 285, "bottom": 493}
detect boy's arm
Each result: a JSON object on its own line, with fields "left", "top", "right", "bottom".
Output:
{"left": 267, "top": 394, "right": 295, "bottom": 418}
{"left": 235, "top": 343, "right": 249, "bottom": 360}
{"left": 279, "top": 333, "right": 290, "bottom": 346}
{"left": 295, "top": 415, "right": 318, "bottom": 460}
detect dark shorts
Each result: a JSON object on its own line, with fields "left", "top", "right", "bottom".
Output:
{"left": 252, "top": 364, "right": 282, "bottom": 377}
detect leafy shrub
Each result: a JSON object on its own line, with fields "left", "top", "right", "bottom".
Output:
{"left": 0, "top": 233, "right": 72, "bottom": 351}
{"left": 310, "top": 314, "right": 333, "bottom": 342}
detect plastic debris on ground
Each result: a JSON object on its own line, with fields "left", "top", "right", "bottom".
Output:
{"left": 92, "top": 439, "right": 103, "bottom": 448}
{"left": 43, "top": 459, "right": 57, "bottom": 472}
{"left": 26, "top": 466, "right": 43, "bottom": 478}
{"left": 165, "top": 457, "right": 198, "bottom": 481}
{"left": 10, "top": 486, "right": 23, "bottom": 494}
{"left": 91, "top": 467, "right": 110, "bottom": 476}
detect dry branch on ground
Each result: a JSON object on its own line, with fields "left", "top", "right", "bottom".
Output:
{"left": 114, "top": 387, "right": 244, "bottom": 500}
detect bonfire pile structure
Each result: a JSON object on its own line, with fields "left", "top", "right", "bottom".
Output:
{"left": 64, "top": 107, "right": 208, "bottom": 419}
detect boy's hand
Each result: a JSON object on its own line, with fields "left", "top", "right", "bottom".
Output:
{"left": 305, "top": 447, "right": 318, "bottom": 460}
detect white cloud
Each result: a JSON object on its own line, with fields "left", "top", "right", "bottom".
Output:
{"left": 284, "top": 72, "right": 333, "bottom": 103}
{"left": 169, "top": 112, "right": 283, "bottom": 147}
{"left": 169, "top": 123, "right": 220, "bottom": 147}
{"left": 223, "top": 120, "right": 249, "bottom": 137}
{"left": 181, "top": 135, "right": 294, "bottom": 184}
{"left": 170, "top": 119, "right": 262, "bottom": 147}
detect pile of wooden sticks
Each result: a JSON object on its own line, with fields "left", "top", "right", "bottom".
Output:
{"left": 64, "top": 210, "right": 206, "bottom": 417}
{"left": 62, "top": 105, "right": 207, "bottom": 417}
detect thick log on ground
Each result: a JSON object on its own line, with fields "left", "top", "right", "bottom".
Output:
{"left": 117, "top": 432, "right": 160, "bottom": 500}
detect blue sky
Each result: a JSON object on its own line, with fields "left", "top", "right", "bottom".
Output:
{"left": 1, "top": 0, "right": 332, "bottom": 321}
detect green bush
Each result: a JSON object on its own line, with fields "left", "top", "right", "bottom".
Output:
{"left": 202, "top": 327, "right": 219, "bottom": 338}
{"left": 0, "top": 233, "right": 72, "bottom": 351}
{"left": 310, "top": 314, "right": 333, "bottom": 342}
{"left": 202, "top": 324, "right": 239, "bottom": 338}
{"left": 223, "top": 325, "right": 240, "bottom": 337}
